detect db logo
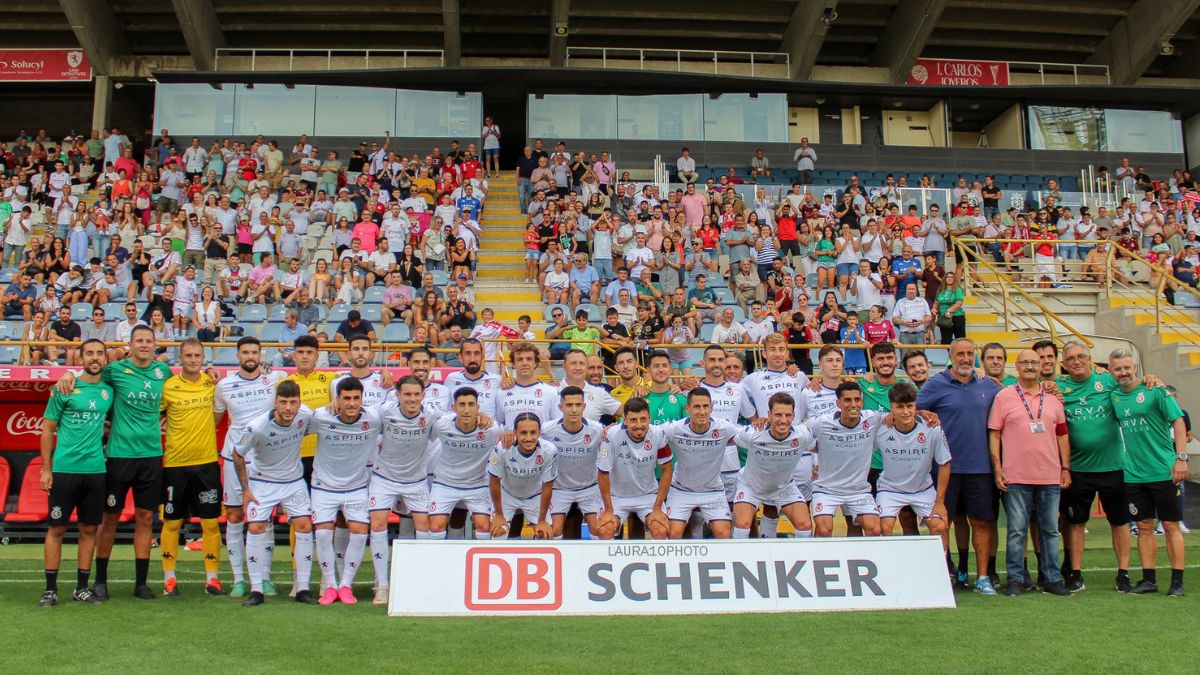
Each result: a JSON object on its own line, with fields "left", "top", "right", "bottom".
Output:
{"left": 465, "top": 547, "right": 561, "bottom": 611}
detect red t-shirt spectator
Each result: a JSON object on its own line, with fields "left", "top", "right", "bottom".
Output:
{"left": 863, "top": 318, "right": 896, "bottom": 344}
{"left": 777, "top": 215, "right": 797, "bottom": 241}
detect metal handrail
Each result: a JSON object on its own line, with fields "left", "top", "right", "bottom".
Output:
{"left": 213, "top": 48, "right": 445, "bottom": 72}
{"left": 1005, "top": 60, "right": 1110, "bottom": 85}
{"left": 565, "top": 47, "right": 789, "bottom": 78}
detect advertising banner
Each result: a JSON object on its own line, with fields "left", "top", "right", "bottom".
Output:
{"left": 0, "top": 49, "right": 92, "bottom": 82}
{"left": 907, "top": 58, "right": 1009, "bottom": 86}
{"left": 388, "top": 538, "right": 956, "bottom": 616}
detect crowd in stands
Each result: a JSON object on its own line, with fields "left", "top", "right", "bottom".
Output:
{"left": 2, "top": 125, "right": 1199, "bottom": 370}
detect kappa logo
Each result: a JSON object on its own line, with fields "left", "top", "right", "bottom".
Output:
{"left": 465, "top": 547, "right": 562, "bottom": 611}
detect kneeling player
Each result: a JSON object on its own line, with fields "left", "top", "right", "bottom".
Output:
{"left": 810, "top": 382, "right": 883, "bottom": 537}
{"left": 596, "top": 398, "right": 671, "bottom": 539}
{"left": 542, "top": 387, "right": 605, "bottom": 538}
{"left": 874, "top": 382, "right": 950, "bottom": 536}
{"left": 39, "top": 339, "right": 112, "bottom": 606}
{"left": 234, "top": 381, "right": 318, "bottom": 606}
{"left": 731, "top": 393, "right": 815, "bottom": 539}
{"left": 488, "top": 413, "right": 557, "bottom": 539}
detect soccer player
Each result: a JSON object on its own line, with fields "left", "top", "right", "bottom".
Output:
{"left": 488, "top": 413, "right": 557, "bottom": 539}
{"left": 39, "top": 339, "right": 112, "bottom": 606}
{"left": 307, "top": 377, "right": 383, "bottom": 604}
{"left": 1109, "top": 348, "right": 1188, "bottom": 597}
{"left": 331, "top": 334, "right": 396, "bottom": 408}
{"left": 810, "top": 382, "right": 883, "bottom": 537}
{"left": 498, "top": 342, "right": 561, "bottom": 427}
{"left": 214, "top": 336, "right": 286, "bottom": 597}
{"left": 427, "top": 387, "right": 505, "bottom": 539}
{"left": 559, "top": 349, "right": 621, "bottom": 421}
{"left": 158, "top": 338, "right": 225, "bottom": 596}
{"left": 643, "top": 351, "right": 686, "bottom": 423}
{"left": 694, "top": 346, "right": 746, "bottom": 509}
{"left": 595, "top": 398, "right": 672, "bottom": 539}
{"left": 860, "top": 343, "right": 922, "bottom": 538}
{"left": 659, "top": 389, "right": 739, "bottom": 539}
{"left": 233, "top": 380, "right": 318, "bottom": 606}
{"left": 740, "top": 332, "right": 811, "bottom": 423}
{"left": 803, "top": 346, "right": 844, "bottom": 419}
{"left": 369, "top": 376, "right": 436, "bottom": 604}
{"left": 443, "top": 339, "right": 502, "bottom": 417}
{"left": 730, "top": 393, "right": 815, "bottom": 540}
{"left": 542, "top": 386, "right": 606, "bottom": 538}
{"left": 70, "top": 325, "right": 172, "bottom": 600}
{"left": 875, "top": 382, "right": 950, "bottom": 537}
{"left": 406, "top": 347, "right": 448, "bottom": 414}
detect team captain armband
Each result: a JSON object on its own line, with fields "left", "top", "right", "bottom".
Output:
{"left": 1055, "top": 422, "right": 1068, "bottom": 436}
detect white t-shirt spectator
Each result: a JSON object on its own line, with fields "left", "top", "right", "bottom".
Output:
{"left": 677, "top": 155, "right": 696, "bottom": 173}
{"left": 160, "top": 169, "right": 186, "bottom": 201}
{"left": 852, "top": 272, "right": 883, "bottom": 311}
{"left": 711, "top": 321, "right": 748, "bottom": 345}
{"left": 625, "top": 246, "right": 655, "bottom": 278}
{"left": 183, "top": 146, "right": 208, "bottom": 173}
{"left": 892, "top": 296, "right": 931, "bottom": 333}
{"left": 744, "top": 317, "right": 776, "bottom": 344}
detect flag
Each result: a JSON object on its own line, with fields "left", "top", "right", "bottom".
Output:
{"left": 1182, "top": 191, "right": 1200, "bottom": 205}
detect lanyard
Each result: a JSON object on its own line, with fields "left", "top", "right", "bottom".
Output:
{"left": 1014, "top": 383, "right": 1044, "bottom": 422}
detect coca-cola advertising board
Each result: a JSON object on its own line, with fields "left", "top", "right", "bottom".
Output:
{"left": 0, "top": 366, "right": 461, "bottom": 452}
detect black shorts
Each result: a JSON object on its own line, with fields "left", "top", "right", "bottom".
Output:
{"left": 237, "top": 243, "right": 253, "bottom": 256}
{"left": 162, "top": 463, "right": 222, "bottom": 520}
{"left": 1061, "top": 470, "right": 1126, "bottom": 525}
{"left": 49, "top": 473, "right": 106, "bottom": 526}
{"left": 105, "top": 456, "right": 164, "bottom": 513}
{"left": 1127, "top": 480, "right": 1183, "bottom": 523}
{"left": 779, "top": 239, "right": 802, "bottom": 258}
{"left": 868, "top": 467, "right": 881, "bottom": 496}
{"left": 945, "top": 473, "right": 996, "bottom": 521}
{"left": 301, "top": 456, "right": 315, "bottom": 488}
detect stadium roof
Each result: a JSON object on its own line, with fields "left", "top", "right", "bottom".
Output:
{"left": 10, "top": 0, "right": 1200, "bottom": 84}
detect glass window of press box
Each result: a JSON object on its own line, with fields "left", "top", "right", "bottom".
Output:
{"left": 1028, "top": 106, "right": 1183, "bottom": 154}
{"left": 527, "top": 93, "right": 788, "bottom": 143}
{"left": 153, "top": 83, "right": 483, "bottom": 138}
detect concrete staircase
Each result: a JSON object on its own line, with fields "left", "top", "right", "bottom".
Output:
{"left": 475, "top": 176, "right": 542, "bottom": 324}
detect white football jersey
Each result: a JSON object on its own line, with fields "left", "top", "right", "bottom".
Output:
{"left": 215, "top": 370, "right": 286, "bottom": 458}
{"left": 488, "top": 439, "right": 558, "bottom": 499}
{"left": 733, "top": 424, "right": 816, "bottom": 495}
{"left": 374, "top": 401, "right": 434, "bottom": 484}
{"left": 875, "top": 420, "right": 950, "bottom": 494}
{"left": 498, "top": 381, "right": 561, "bottom": 428}
{"left": 540, "top": 418, "right": 604, "bottom": 490}
{"left": 307, "top": 407, "right": 382, "bottom": 491}
{"left": 658, "top": 418, "right": 740, "bottom": 493}
{"left": 430, "top": 417, "right": 505, "bottom": 489}
{"left": 235, "top": 407, "right": 313, "bottom": 483}
{"left": 809, "top": 410, "right": 881, "bottom": 496}
{"left": 739, "top": 368, "right": 812, "bottom": 419}
{"left": 331, "top": 370, "right": 396, "bottom": 409}
{"left": 801, "top": 383, "right": 839, "bottom": 421}
{"left": 443, "top": 371, "right": 502, "bottom": 417}
{"left": 597, "top": 425, "right": 670, "bottom": 498}
{"left": 422, "top": 381, "right": 449, "bottom": 414}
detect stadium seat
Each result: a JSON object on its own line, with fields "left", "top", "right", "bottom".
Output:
{"left": 101, "top": 302, "right": 124, "bottom": 318}
{"left": 259, "top": 323, "right": 282, "bottom": 342}
{"left": 364, "top": 286, "right": 385, "bottom": 304}
{"left": 359, "top": 304, "right": 382, "bottom": 322}
{"left": 0, "top": 345, "right": 22, "bottom": 363}
{"left": 699, "top": 323, "right": 715, "bottom": 341}
{"left": 728, "top": 306, "right": 746, "bottom": 323}
{"left": 711, "top": 287, "right": 732, "bottom": 304}
{"left": 1175, "top": 293, "right": 1200, "bottom": 308}
{"left": 577, "top": 303, "right": 602, "bottom": 323}
{"left": 383, "top": 323, "right": 411, "bottom": 342}
{"left": 70, "top": 303, "right": 93, "bottom": 321}
{"left": 213, "top": 347, "right": 238, "bottom": 365}
{"left": 0, "top": 321, "right": 12, "bottom": 339}
{"left": 238, "top": 303, "right": 269, "bottom": 322}
{"left": 5, "top": 456, "right": 48, "bottom": 522}
{"left": 327, "top": 304, "right": 351, "bottom": 323}
{"left": 430, "top": 270, "right": 448, "bottom": 286}
{"left": 269, "top": 304, "right": 289, "bottom": 322}
{"left": 544, "top": 304, "right": 570, "bottom": 322}
{"left": 239, "top": 323, "right": 262, "bottom": 338}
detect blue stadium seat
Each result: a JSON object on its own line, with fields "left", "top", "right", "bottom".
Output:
{"left": 712, "top": 287, "right": 733, "bottom": 304}
{"left": 383, "top": 323, "right": 411, "bottom": 342}
{"left": 327, "top": 304, "right": 351, "bottom": 323}
{"left": 577, "top": 303, "right": 602, "bottom": 323}
{"left": 238, "top": 303, "right": 268, "bottom": 322}
{"left": 364, "top": 286, "right": 385, "bottom": 304}
{"left": 699, "top": 323, "right": 715, "bottom": 341}
{"left": 259, "top": 323, "right": 282, "bottom": 342}
{"left": 100, "top": 302, "right": 124, "bottom": 319}
{"left": 360, "top": 305, "right": 382, "bottom": 322}
{"left": 430, "top": 270, "right": 448, "bottom": 286}
{"left": 544, "top": 304, "right": 570, "bottom": 322}
{"left": 238, "top": 323, "right": 262, "bottom": 338}
{"left": 728, "top": 306, "right": 746, "bottom": 323}
{"left": 1176, "top": 293, "right": 1200, "bottom": 308}
{"left": 0, "top": 345, "right": 20, "bottom": 364}
{"left": 70, "top": 303, "right": 93, "bottom": 321}
{"left": 213, "top": 347, "right": 238, "bottom": 365}
{"left": 269, "top": 304, "right": 289, "bottom": 322}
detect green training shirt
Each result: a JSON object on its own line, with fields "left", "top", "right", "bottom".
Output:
{"left": 645, "top": 389, "right": 687, "bottom": 424}
{"left": 1057, "top": 371, "right": 1124, "bottom": 472}
{"left": 1111, "top": 384, "right": 1184, "bottom": 484}
{"left": 102, "top": 358, "right": 172, "bottom": 458}
{"left": 43, "top": 380, "right": 114, "bottom": 474}
{"left": 862, "top": 378, "right": 899, "bottom": 470}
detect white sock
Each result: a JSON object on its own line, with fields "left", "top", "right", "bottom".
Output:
{"left": 760, "top": 516, "right": 779, "bottom": 539}
{"left": 334, "top": 526, "right": 350, "bottom": 563}
{"left": 315, "top": 528, "right": 338, "bottom": 589}
{"left": 552, "top": 535, "right": 563, "bottom": 540}
{"left": 370, "top": 530, "right": 390, "bottom": 588}
{"left": 164, "top": 569, "right": 176, "bottom": 582}
{"left": 261, "top": 524, "right": 275, "bottom": 582}
{"left": 474, "top": 531, "right": 492, "bottom": 540}
{"left": 796, "top": 528, "right": 813, "bottom": 538}
{"left": 733, "top": 527, "right": 751, "bottom": 539}
{"left": 226, "top": 521, "right": 245, "bottom": 584}
{"left": 206, "top": 571, "right": 217, "bottom": 583}
{"left": 397, "top": 517, "right": 416, "bottom": 539}
{"left": 245, "top": 531, "right": 266, "bottom": 593}
{"left": 415, "top": 530, "right": 435, "bottom": 540}
{"left": 341, "top": 533, "right": 368, "bottom": 588}
{"left": 427, "top": 530, "right": 447, "bottom": 539}
{"left": 448, "top": 526, "right": 466, "bottom": 540}
{"left": 294, "top": 531, "right": 314, "bottom": 592}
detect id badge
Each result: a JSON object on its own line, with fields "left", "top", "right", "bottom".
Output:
{"left": 1029, "top": 420, "right": 1045, "bottom": 434}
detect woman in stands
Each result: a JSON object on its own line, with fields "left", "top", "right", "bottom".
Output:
{"left": 44, "top": 236, "right": 70, "bottom": 286}
{"left": 20, "top": 309, "right": 50, "bottom": 365}
{"left": 421, "top": 216, "right": 448, "bottom": 272}
{"left": 834, "top": 222, "right": 862, "bottom": 294}
{"left": 414, "top": 291, "right": 443, "bottom": 344}
{"left": 449, "top": 238, "right": 472, "bottom": 283}
{"left": 135, "top": 168, "right": 156, "bottom": 229}
{"left": 110, "top": 167, "right": 134, "bottom": 204}
{"left": 307, "top": 258, "right": 332, "bottom": 304}
{"left": 147, "top": 308, "right": 174, "bottom": 363}
{"left": 932, "top": 271, "right": 966, "bottom": 343}
{"left": 813, "top": 225, "right": 837, "bottom": 297}
{"left": 657, "top": 236, "right": 683, "bottom": 296}
{"left": 194, "top": 285, "right": 223, "bottom": 344}
{"left": 1147, "top": 233, "right": 1172, "bottom": 287}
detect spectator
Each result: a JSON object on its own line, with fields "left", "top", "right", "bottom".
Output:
{"left": 933, "top": 271, "right": 966, "bottom": 342}
{"left": 687, "top": 274, "right": 721, "bottom": 324}
{"left": 46, "top": 305, "right": 82, "bottom": 366}
{"left": 439, "top": 286, "right": 475, "bottom": 331}
{"left": 272, "top": 310, "right": 309, "bottom": 366}
{"left": 793, "top": 137, "right": 817, "bottom": 184}
{"left": 603, "top": 267, "right": 637, "bottom": 307}
{"left": 563, "top": 309, "right": 602, "bottom": 355}
{"left": 733, "top": 258, "right": 759, "bottom": 313}
{"left": 568, "top": 253, "right": 601, "bottom": 306}
{"left": 543, "top": 258, "right": 570, "bottom": 305}
{"left": 245, "top": 253, "right": 279, "bottom": 304}
{"left": 81, "top": 306, "right": 114, "bottom": 344}
{"left": 2, "top": 272, "right": 37, "bottom": 321}
{"left": 334, "top": 309, "right": 377, "bottom": 343}
{"left": 676, "top": 148, "right": 697, "bottom": 184}
{"left": 381, "top": 272, "right": 414, "bottom": 326}
{"left": 890, "top": 245, "right": 922, "bottom": 300}
{"left": 21, "top": 309, "right": 51, "bottom": 365}
{"left": 750, "top": 149, "right": 771, "bottom": 178}
{"left": 892, "top": 282, "right": 932, "bottom": 351}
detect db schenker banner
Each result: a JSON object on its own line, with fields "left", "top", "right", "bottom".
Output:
{"left": 388, "top": 538, "right": 956, "bottom": 616}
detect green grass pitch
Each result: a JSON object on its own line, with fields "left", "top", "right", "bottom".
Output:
{"left": 1, "top": 521, "right": 1197, "bottom": 674}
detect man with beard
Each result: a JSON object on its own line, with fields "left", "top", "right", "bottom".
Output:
{"left": 444, "top": 339, "right": 501, "bottom": 419}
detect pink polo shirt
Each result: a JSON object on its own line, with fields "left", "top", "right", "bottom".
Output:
{"left": 352, "top": 220, "right": 380, "bottom": 253}
{"left": 987, "top": 384, "right": 1067, "bottom": 486}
